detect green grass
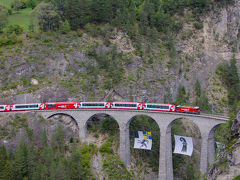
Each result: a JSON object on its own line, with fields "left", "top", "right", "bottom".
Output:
{"left": 0, "top": 0, "right": 14, "bottom": 8}
{"left": 8, "top": 8, "right": 38, "bottom": 31}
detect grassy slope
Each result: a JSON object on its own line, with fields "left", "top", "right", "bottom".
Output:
{"left": 8, "top": 8, "right": 38, "bottom": 31}
{"left": 0, "top": 0, "right": 13, "bottom": 8}
{"left": 0, "top": 0, "right": 37, "bottom": 31}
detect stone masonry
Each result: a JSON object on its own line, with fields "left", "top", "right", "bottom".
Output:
{"left": 39, "top": 109, "right": 228, "bottom": 180}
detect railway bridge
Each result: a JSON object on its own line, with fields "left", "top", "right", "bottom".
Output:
{"left": 39, "top": 109, "right": 229, "bottom": 180}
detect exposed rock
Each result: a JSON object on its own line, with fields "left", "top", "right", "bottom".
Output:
{"left": 208, "top": 111, "right": 240, "bottom": 180}
{"left": 0, "top": 112, "right": 79, "bottom": 151}
{"left": 31, "top": 78, "right": 38, "bottom": 85}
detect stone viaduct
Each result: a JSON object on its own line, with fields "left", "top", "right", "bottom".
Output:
{"left": 38, "top": 109, "right": 229, "bottom": 180}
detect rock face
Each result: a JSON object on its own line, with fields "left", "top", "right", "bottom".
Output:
{"left": 0, "top": 2, "right": 240, "bottom": 112}
{"left": 207, "top": 112, "right": 240, "bottom": 180}
{"left": 0, "top": 112, "right": 79, "bottom": 151}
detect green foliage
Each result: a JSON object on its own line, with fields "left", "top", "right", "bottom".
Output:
{"left": 4, "top": 24, "right": 24, "bottom": 35}
{"left": 0, "top": 5, "right": 8, "bottom": 32}
{"left": 0, "top": 126, "right": 94, "bottom": 180}
{"left": 195, "top": 79, "right": 201, "bottom": 97}
{"left": 193, "top": 21, "right": 203, "bottom": 29}
{"left": 59, "top": 20, "right": 71, "bottom": 34}
{"left": 80, "top": 143, "right": 97, "bottom": 179}
{"left": 233, "top": 175, "right": 240, "bottom": 180}
{"left": 11, "top": 0, "right": 25, "bottom": 11}
{"left": 100, "top": 116, "right": 119, "bottom": 135}
{"left": 102, "top": 154, "right": 131, "bottom": 179}
{"left": 99, "top": 139, "right": 114, "bottom": 155}
{"left": 175, "top": 85, "right": 189, "bottom": 105}
{"left": 51, "top": 125, "right": 65, "bottom": 153}
{"left": 216, "top": 57, "right": 240, "bottom": 113}
{"left": 37, "top": 2, "right": 61, "bottom": 31}
{"left": 26, "top": 0, "right": 37, "bottom": 9}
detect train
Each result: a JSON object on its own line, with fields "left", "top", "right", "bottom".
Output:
{"left": 0, "top": 102, "right": 200, "bottom": 114}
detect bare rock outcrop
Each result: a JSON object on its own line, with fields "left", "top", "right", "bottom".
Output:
{"left": 207, "top": 112, "right": 240, "bottom": 180}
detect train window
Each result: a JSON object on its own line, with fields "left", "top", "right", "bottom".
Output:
{"left": 47, "top": 104, "right": 55, "bottom": 107}
{"left": 114, "top": 103, "right": 137, "bottom": 107}
{"left": 15, "top": 104, "right": 39, "bottom": 109}
{"left": 146, "top": 104, "right": 169, "bottom": 109}
{"left": 0, "top": 106, "right": 4, "bottom": 109}
{"left": 82, "top": 103, "right": 105, "bottom": 107}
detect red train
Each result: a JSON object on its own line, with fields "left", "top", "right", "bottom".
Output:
{"left": 0, "top": 102, "right": 200, "bottom": 114}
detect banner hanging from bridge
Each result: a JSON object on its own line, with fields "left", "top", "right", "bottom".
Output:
{"left": 134, "top": 131, "right": 152, "bottom": 150}
{"left": 173, "top": 135, "right": 193, "bottom": 156}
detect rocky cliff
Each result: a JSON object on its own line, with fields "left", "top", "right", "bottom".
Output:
{"left": 0, "top": 1, "right": 240, "bottom": 113}
{"left": 208, "top": 112, "right": 240, "bottom": 180}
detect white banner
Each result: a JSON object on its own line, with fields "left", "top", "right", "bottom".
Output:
{"left": 134, "top": 131, "right": 152, "bottom": 150}
{"left": 173, "top": 135, "right": 193, "bottom": 156}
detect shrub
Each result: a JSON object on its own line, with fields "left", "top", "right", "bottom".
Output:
{"left": 59, "top": 21, "right": 71, "bottom": 34}
{"left": 193, "top": 21, "right": 203, "bottom": 29}
{"left": 233, "top": 175, "right": 240, "bottom": 180}
{"left": 4, "top": 25, "right": 24, "bottom": 35}
{"left": 99, "top": 140, "right": 113, "bottom": 154}
{"left": 0, "top": 32, "right": 22, "bottom": 47}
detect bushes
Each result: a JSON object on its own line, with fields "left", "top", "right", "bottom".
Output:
{"left": 193, "top": 21, "right": 203, "bottom": 29}
{"left": 4, "top": 24, "right": 24, "bottom": 35}
{"left": 216, "top": 58, "right": 240, "bottom": 113}
{"left": 0, "top": 32, "right": 22, "bottom": 47}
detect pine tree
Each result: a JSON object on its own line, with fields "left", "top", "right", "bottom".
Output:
{"left": 13, "top": 141, "right": 28, "bottom": 180}
{"left": 0, "top": 145, "right": 7, "bottom": 179}
{"left": 195, "top": 79, "right": 201, "bottom": 97}
{"left": 2, "top": 160, "right": 13, "bottom": 180}
{"left": 65, "top": 0, "right": 90, "bottom": 30}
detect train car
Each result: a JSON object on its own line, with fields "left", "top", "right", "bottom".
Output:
{"left": 45, "top": 102, "right": 78, "bottom": 110}
{"left": 176, "top": 105, "right": 200, "bottom": 114}
{"left": 111, "top": 102, "right": 144, "bottom": 110}
{"left": 0, "top": 105, "right": 11, "bottom": 112}
{"left": 11, "top": 103, "right": 45, "bottom": 111}
{"left": 79, "top": 102, "right": 112, "bottom": 109}
{"left": 144, "top": 103, "right": 176, "bottom": 112}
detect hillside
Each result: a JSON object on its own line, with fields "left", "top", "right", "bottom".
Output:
{"left": 0, "top": 0, "right": 240, "bottom": 179}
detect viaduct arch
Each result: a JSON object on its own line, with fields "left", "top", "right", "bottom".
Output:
{"left": 39, "top": 109, "right": 228, "bottom": 180}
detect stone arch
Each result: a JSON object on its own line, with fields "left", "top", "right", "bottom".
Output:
{"left": 47, "top": 113, "right": 79, "bottom": 127}
{"left": 207, "top": 122, "right": 225, "bottom": 166}
{"left": 127, "top": 114, "right": 161, "bottom": 179}
{"left": 85, "top": 113, "right": 121, "bottom": 131}
{"left": 42, "top": 112, "right": 80, "bottom": 144}
{"left": 166, "top": 117, "right": 202, "bottom": 180}
{"left": 84, "top": 112, "right": 121, "bottom": 150}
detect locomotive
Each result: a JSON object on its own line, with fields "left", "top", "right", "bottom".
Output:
{"left": 0, "top": 102, "right": 200, "bottom": 114}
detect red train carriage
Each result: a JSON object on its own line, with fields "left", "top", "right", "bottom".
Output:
{"left": 144, "top": 103, "right": 176, "bottom": 112}
{"left": 0, "top": 105, "right": 11, "bottom": 112}
{"left": 176, "top": 105, "right": 200, "bottom": 114}
{"left": 11, "top": 103, "right": 45, "bottom": 111}
{"left": 45, "top": 102, "right": 78, "bottom": 109}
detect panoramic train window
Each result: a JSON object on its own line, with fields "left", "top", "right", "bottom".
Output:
{"left": 15, "top": 104, "right": 39, "bottom": 108}
{"left": 82, "top": 103, "right": 105, "bottom": 107}
{"left": 47, "top": 104, "right": 55, "bottom": 107}
{"left": 0, "top": 106, "right": 4, "bottom": 109}
{"left": 114, "top": 103, "right": 137, "bottom": 107}
{"left": 146, "top": 105, "right": 169, "bottom": 109}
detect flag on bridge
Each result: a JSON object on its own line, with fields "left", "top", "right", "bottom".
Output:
{"left": 134, "top": 131, "right": 152, "bottom": 150}
{"left": 173, "top": 135, "right": 193, "bottom": 156}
